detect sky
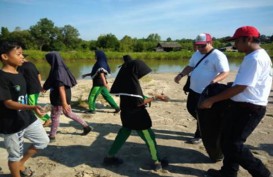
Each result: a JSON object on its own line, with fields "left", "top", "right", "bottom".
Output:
{"left": 0, "top": 0, "right": 273, "bottom": 41}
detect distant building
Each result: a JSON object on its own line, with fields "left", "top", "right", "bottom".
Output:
{"left": 219, "top": 46, "right": 238, "bottom": 52}
{"left": 155, "top": 42, "right": 182, "bottom": 52}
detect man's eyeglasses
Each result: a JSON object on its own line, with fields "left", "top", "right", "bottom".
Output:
{"left": 196, "top": 44, "right": 207, "bottom": 49}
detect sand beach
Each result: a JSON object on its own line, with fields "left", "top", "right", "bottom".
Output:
{"left": 0, "top": 72, "right": 272, "bottom": 177}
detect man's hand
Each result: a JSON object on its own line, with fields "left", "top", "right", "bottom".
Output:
{"left": 199, "top": 98, "right": 214, "bottom": 109}
{"left": 174, "top": 74, "right": 183, "bottom": 84}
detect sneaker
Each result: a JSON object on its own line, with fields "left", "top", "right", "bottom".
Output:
{"left": 160, "top": 158, "right": 169, "bottom": 168}
{"left": 81, "top": 126, "right": 93, "bottom": 136}
{"left": 113, "top": 108, "right": 121, "bottom": 114}
{"left": 152, "top": 162, "right": 162, "bottom": 171}
{"left": 49, "top": 136, "right": 56, "bottom": 143}
{"left": 206, "top": 169, "right": 224, "bottom": 177}
{"left": 85, "top": 110, "right": 96, "bottom": 114}
{"left": 188, "top": 138, "right": 202, "bottom": 144}
{"left": 103, "top": 157, "right": 123, "bottom": 166}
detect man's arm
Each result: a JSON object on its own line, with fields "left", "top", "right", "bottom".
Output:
{"left": 211, "top": 71, "right": 229, "bottom": 84}
{"left": 199, "top": 85, "right": 247, "bottom": 109}
{"left": 174, "top": 66, "right": 194, "bottom": 84}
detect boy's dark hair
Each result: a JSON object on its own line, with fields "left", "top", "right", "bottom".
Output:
{"left": 0, "top": 41, "right": 22, "bottom": 61}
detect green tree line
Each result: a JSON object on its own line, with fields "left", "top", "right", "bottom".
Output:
{"left": 1, "top": 18, "right": 272, "bottom": 60}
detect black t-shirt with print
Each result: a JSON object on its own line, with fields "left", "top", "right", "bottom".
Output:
{"left": 18, "top": 62, "right": 42, "bottom": 94}
{"left": 49, "top": 82, "right": 71, "bottom": 106}
{"left": 0, "top": 70, "right": 37, "bottom": 134}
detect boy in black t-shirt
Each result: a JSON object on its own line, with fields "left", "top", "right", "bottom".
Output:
{"left": 0, "top": 42, "right": 49, "bottom": 177}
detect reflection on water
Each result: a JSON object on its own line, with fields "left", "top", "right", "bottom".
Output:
{"left": 36, "top": 59, "right": 241, "bottom": 80}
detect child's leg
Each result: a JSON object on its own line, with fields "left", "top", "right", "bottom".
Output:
{"left": 107, "top": 127, "right": 131, "bottom": 156}
{"left": 4, "top": 130, "right": 25, "bottom": 177}
{"left": 87, "top": 86, "right": 101, "bottom": 111}
{"left": 100, "top": 87, "right": 119, "bottom": 109}
{"left": 63, "top": 109, "right": 89, "bottom": 127}
{"left": 136, "top": 129, "right": 160, "bottom": 162}
{"left": 49, "top": 106, "right": 63, "bottom": 137}
{"left": 19, "top": 119, "right": 49, "bottom": 171}
{"left": 28, "top": 93, "right": 50, "bottom": 121}
{"left": 8, "top": 161, "right": 21, "bottom": 177}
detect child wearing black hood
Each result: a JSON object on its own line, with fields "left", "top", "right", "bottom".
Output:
{"left": 82, "top": 50, "right": 120, "bottom": 114}
{"left": 103, "top": 56, "right": 169, "bottom": 171}
{"left": 42, "top": 52, "right": 92, "bottom": 141}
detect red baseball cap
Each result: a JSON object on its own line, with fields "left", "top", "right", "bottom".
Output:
{"left": 227, "top": 26, "right": 260, "bottom": 41}
{"left": 195, "top": 33, "right": 212, "bottom": 45}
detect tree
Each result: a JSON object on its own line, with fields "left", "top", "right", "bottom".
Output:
{"left": 146, "top": 33, "right": 161, "bottom": 42}
{"left": 9, "top": 30, "right": 35, "bottom": 49}
{"left": 166, "top": 37, "right": 172, "bottom": 42}
{"left": 14, "top": 26, "right": 21, "bottom": 32}
{"left": 30, "top": 18, "right": 58, "bottom": 50}
{"left": 89, "top": 40, "right": 97, "bottom": 50}
{"left": 119, "top": 35, "right": 134, "bottom": 52}
{"left": 270, "top": 35, "right": 273, "bottom": 42}
{"left": 133, "top": 40, "right": 144, "bottom": 52}
{"left": 59, "top": 25, "right": 80, "bottom": 49}
{"left": 0, "top": 27, "right": 10, "bottom": 42}
{"left": 96, "top": 33, "right": 120, "bottom": 51}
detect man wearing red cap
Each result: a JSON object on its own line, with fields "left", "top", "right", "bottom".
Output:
{"left": 174, "top": 33, "right": 229, "bottom": 144}
{"left": 200, "top": 26, "right": 272, "bottom": 177}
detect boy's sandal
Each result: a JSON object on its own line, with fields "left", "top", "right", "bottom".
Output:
{"left": 20, "top": 167, "right": 34, "bottom": 177}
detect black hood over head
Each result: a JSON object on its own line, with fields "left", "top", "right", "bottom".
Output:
{"left": 110, "top": 59, "right": 151, "bottom": 98}
{"left": 43, "top": 51, "right": 77, "bottom": 90}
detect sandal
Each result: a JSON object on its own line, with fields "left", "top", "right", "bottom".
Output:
{"left": 20, "top": 167, "right": 34, "bottom": 177}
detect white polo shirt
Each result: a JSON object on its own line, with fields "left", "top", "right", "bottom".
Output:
{"left": 189, "top": 49, "right": 229, "bottom": 94}
{"left": 231, "top": 49, "right": 273, "bottom": 106}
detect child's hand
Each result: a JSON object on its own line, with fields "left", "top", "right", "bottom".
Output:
{"left": 155, "top": 94, "right": 170, "bottom": 102}
{"left": 34, "top": 105, "right": 46, "bottom": 117}
{"left": 62, "top": 104, "right": 71, "bottom": 115}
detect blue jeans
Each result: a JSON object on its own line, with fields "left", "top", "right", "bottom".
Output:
{"left": 220, "top": 100, "right": 271, "bottom": 177}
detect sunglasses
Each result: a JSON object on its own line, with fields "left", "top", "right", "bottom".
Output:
{"left": 196, "top": 44, "right": 207, "bottom": 48}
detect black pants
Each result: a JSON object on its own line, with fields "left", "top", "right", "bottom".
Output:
{"left": 220, "top": 101, "right": 271, "bottom": 177}
{"left": 186, "top": 90, "right": 201, "bottom": 138}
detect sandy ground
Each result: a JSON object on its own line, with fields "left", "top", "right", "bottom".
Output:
{"left": 0, "top": 72, "right": 272, "bottom": 177}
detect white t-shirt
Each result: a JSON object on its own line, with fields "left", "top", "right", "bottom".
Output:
{"left": 189, "top": 49, "right": 229, "bottom": 93}
{"left": 231, "top": 49, "right": 273, "bottom": 106}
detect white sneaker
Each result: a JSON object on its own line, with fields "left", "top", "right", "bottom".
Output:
{"left": 189, "top": 138, "right": 202, "bottom": 144}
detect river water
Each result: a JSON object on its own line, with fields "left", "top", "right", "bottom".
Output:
{"left": 35, "top": 59, "right": 241, "bottom": 79}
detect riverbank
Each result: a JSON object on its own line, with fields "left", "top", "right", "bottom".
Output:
{"left": 0, "top": 72, "right": 272, "bottom": 177}
{"left": 24, "top": 50, "right": 245, "bottom": 61}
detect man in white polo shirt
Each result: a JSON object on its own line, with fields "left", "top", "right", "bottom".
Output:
{"left": 200, "top": 26, "right": 272, "bottom": 177}
{"left": 174, "top": 33, "right": 229, "bottom": 144}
